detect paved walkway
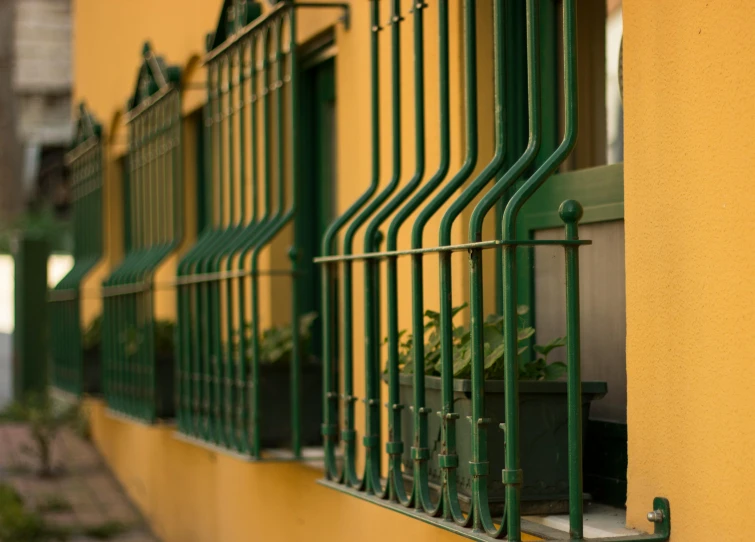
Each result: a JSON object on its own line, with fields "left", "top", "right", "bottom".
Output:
{"left": 0, "top": 423, "right": 158, "bottom": 542}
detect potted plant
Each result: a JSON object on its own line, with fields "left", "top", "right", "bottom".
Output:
{"left": 236, "top": 313, "right": 322, "bottom": 449}
{"left": 386, "top": 305, "right": 607, "bottom": 515}
{"left": 122, "top": 320, "right": 176, "bottom": 419}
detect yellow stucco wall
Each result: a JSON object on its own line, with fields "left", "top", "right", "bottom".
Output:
{"left": 89, "top": 399, "right": 541, "bottom": 542}
{"left": 624, "top": 1, "right": 755, "bottom": 539}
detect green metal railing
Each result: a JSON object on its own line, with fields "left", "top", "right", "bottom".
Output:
{"left": 101, "top": 43, "right": 183, "bottom": 423}
{"left": 49, "top": 103, "right": 103, "bottom": 396}
{"left": 316, "top": 1, "right": 671, "bottom": 540}
{"left": 175, "top": 0, "right": 348, "bottom": 459}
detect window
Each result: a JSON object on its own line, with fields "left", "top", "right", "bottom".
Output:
{"left": 527, "top": 0, "right": 628, "bottom": 508}
{"left": 49, "top": 103, "right": 103, "bottom": 396}
{"left": 101, "top": 43, "right": 183, "bottom": 423}
{"left": 175, "top": 0, "right": 344, "bottom": 459}
{"left": 316, "top": 1, "right": 669, "bottom": 541}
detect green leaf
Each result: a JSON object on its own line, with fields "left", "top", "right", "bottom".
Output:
{"left": 452, "top": 347, "right": 471, "bottom": 378}
{"left": 451, "top": 303, "right": 469, "bottom": 318}
{"left": 485, "top": 313, "right": 503, "bottom": 326}
{"left": 424, "top": 309, "right": 440, "bottom": 321}
{"left": 484, "top": 343, "right": 505, "bottom": 370}
{"left": 483, "top": 324, "right": 504, "bottom": 349}
{"left": 517, "top": 327, "right": 535, "bottom": 342}
{"left": 533, "top": 336, "right": 566, "bottom": 357}
{"left": 298, "top": 312, "right": 318, "bottom": 337}
{"left": 543, "top": 361, "right": 567, "bottom": 380}
{"left": 517, "top": 305, "right": 530, "bottom": 316}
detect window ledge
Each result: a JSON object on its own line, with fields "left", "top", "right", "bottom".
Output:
{"left": 523, "top": 503, "right": 640, "bottom": 540}
{"left": 172, "top": 431, "right": 330, "bottom": 470}
{"left": 105, "top": 408, "right": 176, "bottom": 429}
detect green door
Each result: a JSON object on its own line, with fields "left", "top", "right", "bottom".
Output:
{"left": 297, "top": 57, "right": 336, "bottom": 359}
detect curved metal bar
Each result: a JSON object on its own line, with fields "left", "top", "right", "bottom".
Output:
{"left": 435, "top": 0, "right": 480, "bottom": 524}
{"left": 378, "top": 0, "right": 429, "bottom": 508}
{"left": 333, "top": 0, "right": 384, "bottom": 490}
{"left": 244, "top": 12, "right": 301, "bottom": 459}
{"left": 361, "top": 0, "right": 407, "bottom": 500}
{"left": 52, "top": 110, "right": 104, "bottom": 396}
{"left": 210, "top": 41, "right": 249, "bottom": 453}
{"left": 385, "top": 0, "right": 476, "bottom": 516}
{"left": 319, "top": 0, "right": 383, "bottom": 484}
{"left": 466, "top": 0, "right": 541, "bottom": 535}
{"left": 499, "top": 0, "right": 578, "bottom": 539}
{"left": 105, "top": 58, "right": 182, "bottom": 421}
{"left": 233, "top": 33, "right": 264, "bottom": 455}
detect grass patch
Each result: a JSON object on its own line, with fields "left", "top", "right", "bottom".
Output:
{"left": 81, "top": 521, "right": 129, "bottom": 540}
{"left": 36, "top": 493, "right": 73, "bottom": 514}
{"left": 0, "top": 484, "right": 70, "bottom": 541}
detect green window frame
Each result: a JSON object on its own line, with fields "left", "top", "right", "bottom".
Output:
{"left": 49, "top": 103, "right": 104, "bottom": 396}
{"left": 513, "top": 2, "right": 628, "bottom": 508}
{"left": 175, "top": 0, "right": 347, "bottom": 460}
{"left": 315, "top": 1, "right": 669, "bottom": 541}
{"left": 101, "top": 42, "right": 183, "bottom": 423}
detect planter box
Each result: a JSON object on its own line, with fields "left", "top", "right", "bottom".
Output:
{"left": 394, "top": 374, "right": 607, "bottom": 515}
{"left": 82, "top": 348, "right": 102, "bottom": 395}
{"left": 155, "top": 352, "right": 176, "bottom": 419}
{"left": 255, "top": 360, "right": 323, "bottom": 449}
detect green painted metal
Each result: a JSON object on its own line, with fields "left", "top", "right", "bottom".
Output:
{"left": 316, "top": 0, "right": 671, "bottom": 540}
{"left": 15, "top": 234, "right": 49, "bottom": 397}
{"left": 177, "top": 0, "right": 347, "bottom": 460}
{"left": 101, "top": 42, "right": 182, "bottom": 423}
{"left": 321, "top": 0, "right": 381, "bottom": 487}
{"left": 49, "top": 103, "right": 103, "bottom": 396}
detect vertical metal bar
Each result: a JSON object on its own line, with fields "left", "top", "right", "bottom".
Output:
{"left": 465, "top": 0, "right": 540, "bottom": 532}
{"left": 246, "top": 10, "right": 299, "bottom": 458}
{"left": 320, "top": 0, "right": 382, "bottom": 482}
{"left": 173, "top": 89, "right": 183, "bottom": 244}
{"left": 561, "top": 200, "right": 584, "bottom": 538}
{"left": 287, "top": 12, "right": 301, "bottom": 458}
{"left": 381, "top": 0, "right": 428, "bottom": 506}
{"left": 434, "top": 0, "right": 479, "bottom": 523}
{"left": 202, "top": 61, "right": 222, "bottom": 441}
{"left": 329, "top": 0, "right": 382, "bottom": 487}
{"left": 360, "top": 0, "right": 404, "bottom": 497}
{"left": 211, "top": 55, "right": 230, "bottom": 447}
{"left": 500, "top": 0, "right": 578, "bottom": 538}
{"left": 236, "top": 33, "right": 262, "bottom": 455}
{"left": 221, "top": 44, "right": 240, "bottom": 451}
{"left": 248, "top": 25, "right": 276, "bottom": 457}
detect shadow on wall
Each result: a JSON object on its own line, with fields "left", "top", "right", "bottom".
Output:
{"left": 0, "top": 254, "right": 74, "bottom": 408}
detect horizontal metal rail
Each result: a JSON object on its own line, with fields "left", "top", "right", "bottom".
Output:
{"left": 204, "top": 1, "right": 349, "bottom": 63}
{"left": 313, "top": 239, "right": 591, "bottom": 263}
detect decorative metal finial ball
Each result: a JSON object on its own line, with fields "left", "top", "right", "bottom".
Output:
{"left": 288, "top": 246, "right": 298, "bottom": 261}
{"left": 558, "top": 199, "right": 583, "bottom": 224}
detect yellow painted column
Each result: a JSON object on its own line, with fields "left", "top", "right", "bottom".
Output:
{"left": 624, "top": 1, "right": 755, "bottom": 539}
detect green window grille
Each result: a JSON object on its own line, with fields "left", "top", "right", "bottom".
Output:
{"left": 49, "top": 103, "right": 104, "bottom": 396}
{"left": 175, "top": 0, "right": 347, "bottom": 459}
{"left": 101, "top": 42, "right": 183, "bottom": 423}
{"left": 316, "top": 1, "right": 670, "bottom": 541}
